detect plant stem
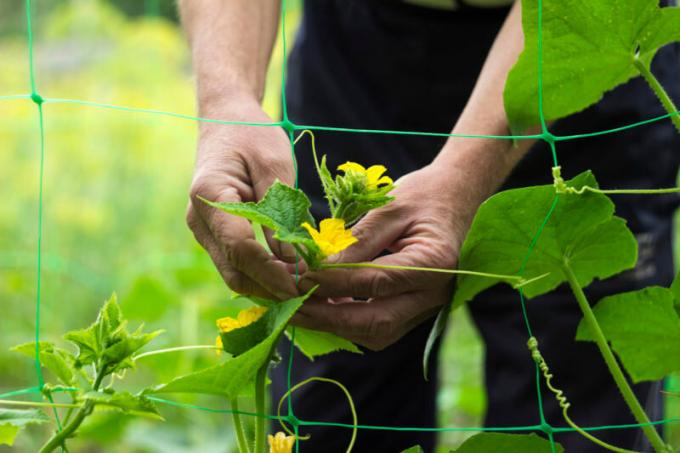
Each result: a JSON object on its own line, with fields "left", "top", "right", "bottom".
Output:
{"left": 562, "top": 262, "right": 669, "bottom": 453}
{"left": 132, "top": 344, "right": 220, "bottom": 361}
{"left": 254, "top": 366, "right": 268, "bottom": 453}
{"left": 320, "top": 262, "right": 524, "bottom": 281}
{"left": 38, "top": 370, "right": 107, "bottom": 453}
{"left": 633, "top": 56, "right": 680, "bottom": 134}
{"left": 231, "top": 399, "right": 251, "bottom": 453}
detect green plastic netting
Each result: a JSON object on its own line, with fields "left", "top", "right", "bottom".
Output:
{"left": 1, "top": 0, "right": 679, "bottom": 452}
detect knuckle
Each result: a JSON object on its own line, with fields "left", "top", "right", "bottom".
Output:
{"left": 363, "top": 310, "right": 395, "bottom": 338}
{"left": 362, "top": 272, "right": 396, "bottom": 297}
{"left": 189, "top": 177, "right": 212, "bottom": 203}
{"left": 225, "top": 272, "right": 248, "bottom": 294}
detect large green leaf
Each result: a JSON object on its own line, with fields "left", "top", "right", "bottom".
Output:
{"left": 83, "top": 391, "right": 163, "bottom": 420}
{"left": 203, "top": 181, "right": 318, "bottom": 250}
{"left": 287, "top": 327, "right": 361, "bottom": 361}
{"left": 12, "top": 341, "right": 77, "bottom": 386}
{"left": 149, "top": 290, "right": 314, "bottom": 399}
{"left": 452, "top": 433, "right": 562, "bottom": 453}
{"left": 505, "top": 0, "right": 680, "bottom": 132}
{"left": 453, "top": 171, "right": 637, "bottom": 308}
{"left": 0, "top": 408, "right": 49, "bottom": 446}
{"left": 576, "top": 286, "right": 680, "bottom": 382}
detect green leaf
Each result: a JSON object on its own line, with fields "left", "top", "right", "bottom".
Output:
{"left": 453, "top": 171, "right": 637, "bottom": 308}
{"left": 400, "top": 446, "right": 424, "bottom": 453}
{"left": 423, "top": 301, "right": 451, "bottom": 381}
{"left": 101, "top": 327, "right": 164, "bottom": 373}
{"left": 65, "top": 293, "right": 162, "bottom": 373}
{"left": 202, "top": 181, "right": 318, "bottom": 248}
{"left": 451, "top": 433, "right": 562, "bottom": 453}
{"left": 0, "top": 425, "right": 20, "bottom": 447}
{"left": 83, "top": 391, "right": 163, "bottom": 420}
{"left": 149, "top": 290, "right": 314, "bottom": 399}
{"left": 287, "top": 327, "right": 362, "bottom": 360}
{"left": 0, "top": 408, "right": 50, "bottom": 446}
{"left": 219, "top": 310, "right": 271, "bottom": 356}
{"left": 504, "top": 0, "right": 680, "bottom": 132}
{"left": 12, "top": 341, "right": 77, "bottom": 386}
{"left": 670, "top": 270, "right": 680, "bottom": 316}
{"left": 576, "top": 286, "right": 680, "bottom": 382}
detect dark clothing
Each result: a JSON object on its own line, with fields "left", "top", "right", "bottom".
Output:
{"left": 272, "top": 0, "right": 680, "bottom": 451}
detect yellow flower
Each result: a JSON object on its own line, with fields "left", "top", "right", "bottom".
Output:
{"left": 268, "top": 432, "right": 295, "bottom": 453}
{"left": 301, "top": 218, "right": 358, "bottom": 258}
{"left": 216, "top": 306, "right": 267, "bottom": 333}
{"left": 215, "top": 335, "right": 223, "bottom": 356}
{"left": 338, "top": 161, "right": 393, "bottom": 190}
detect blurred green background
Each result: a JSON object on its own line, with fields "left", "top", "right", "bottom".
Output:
{"left": 0, "top": 1, "right": 676, "bottom": 452}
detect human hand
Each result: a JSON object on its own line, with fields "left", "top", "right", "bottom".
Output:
{"left": 293, "top": 164, "right": 476, "bottom": 350}
{"left": 186, "top": 97, "right": 299, "bottom": 300}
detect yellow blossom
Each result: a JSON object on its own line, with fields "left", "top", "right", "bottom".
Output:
{"left": 301, "top": 218, "right": 358, "bottom": 258}
{"left": 338, "top": 161, "right": 393, "bottom": 190}
{"left": 268, "top": 432, "right": 296, "bottom": 453}
{"left": 216, "top": 306, "right": 267, "bottom": 333}
{"left": 215, "top": 335, "right": 223, "bottom": 356}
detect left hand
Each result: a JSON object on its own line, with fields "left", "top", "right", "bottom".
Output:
{"left": 293, "top": 163, "right": 476, "bottom": 350}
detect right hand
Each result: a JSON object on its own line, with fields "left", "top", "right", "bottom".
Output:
{"left": 186, "top": 97, "right": 299, "bottom": 300}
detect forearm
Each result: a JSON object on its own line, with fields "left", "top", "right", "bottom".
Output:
{"left": 433, "top": 1, "right": 535, "bottom": 215}
{"left": 178, "top": 0, "right": 280, "bottom": 118}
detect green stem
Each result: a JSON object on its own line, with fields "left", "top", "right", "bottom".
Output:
{"left": 276, "top": 377, "right": 358, "bottom": 453}
{"left": 320, "top": 262, "right": 524, "bottom": 282}
{"left": 231, "top": 399, "right": 251, "bottom": 453}
{"left": 633, "top": 56, "right": 680, "bottom": 134}
{"left": 132, "top": 345, "right": 220, "bottom": 361}
{"left": 562, "top": 262, "right": 670, "bottom": 453}
{"left": 39, "top": 370, "right": 106, "bottom": 453}
{"left": 254, "top": 366, "right": 267, "bottom": 453}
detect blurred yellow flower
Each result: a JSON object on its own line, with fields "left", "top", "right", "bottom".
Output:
{"left": 268, "top": 432, "right": 296, "bottom": 453}
{"left": 338, "top": 161, "right": 393, "bottom": 190}
{"left": 215, "top": 335, "right": 223, "bottom": 356}
{"left": 301, "top": 218, "right": 358, "bottom": 258}
{"left": 216, "top": 306, "right": 267, "bottom": 333}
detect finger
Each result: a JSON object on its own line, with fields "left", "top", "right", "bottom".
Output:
{"left": 343, "top": 305, "right": 441, "bottom": 351}
{"left": 227, "top": 238, "right": 299, "bottom": 300}
{"left": 325, "top": 207, "right": 404, "bottom": 265}
{"left": 186, "top": 205, "right": 279, "bottom": 299}
{"left": 292, "top": 291, "right": 438, "bottom": 339}
{"left": 190, "top": 177, "right": 299, "bottom": 299}
{"left": 299, "top": 244, "right": 450, "bottom": 298}
{"left": 264, "top": 228, "right": 299, "bottom": 263}
{"left": 190, "top": 176, "right": 255, "bottom": 247}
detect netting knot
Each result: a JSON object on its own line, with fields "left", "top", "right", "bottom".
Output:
{"left": 541, "top": 131, "right": 556, "bottom": 143}
{"left": 540, "top": 422, "right": 554, "bottom": 435}
{"left": 281, "top": 119, "right": 296, "bottom": 133}
{"left": 30, "top": 92, "right": 44, "bottom": 105}
{"left": 286, "top": 414, "right": 300, "bottom": 428}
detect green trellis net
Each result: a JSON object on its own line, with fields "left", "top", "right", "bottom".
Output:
{"left": 1, "top": 0, "right": 679, "bottom": 452}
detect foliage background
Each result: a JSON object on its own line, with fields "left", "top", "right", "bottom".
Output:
{"left": 0, "top": 0, "right": 675, "bottom": 451}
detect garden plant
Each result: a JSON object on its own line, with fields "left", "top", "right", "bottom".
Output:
{"left": 1, "top": 0, "right": 680, "bottom": 452}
